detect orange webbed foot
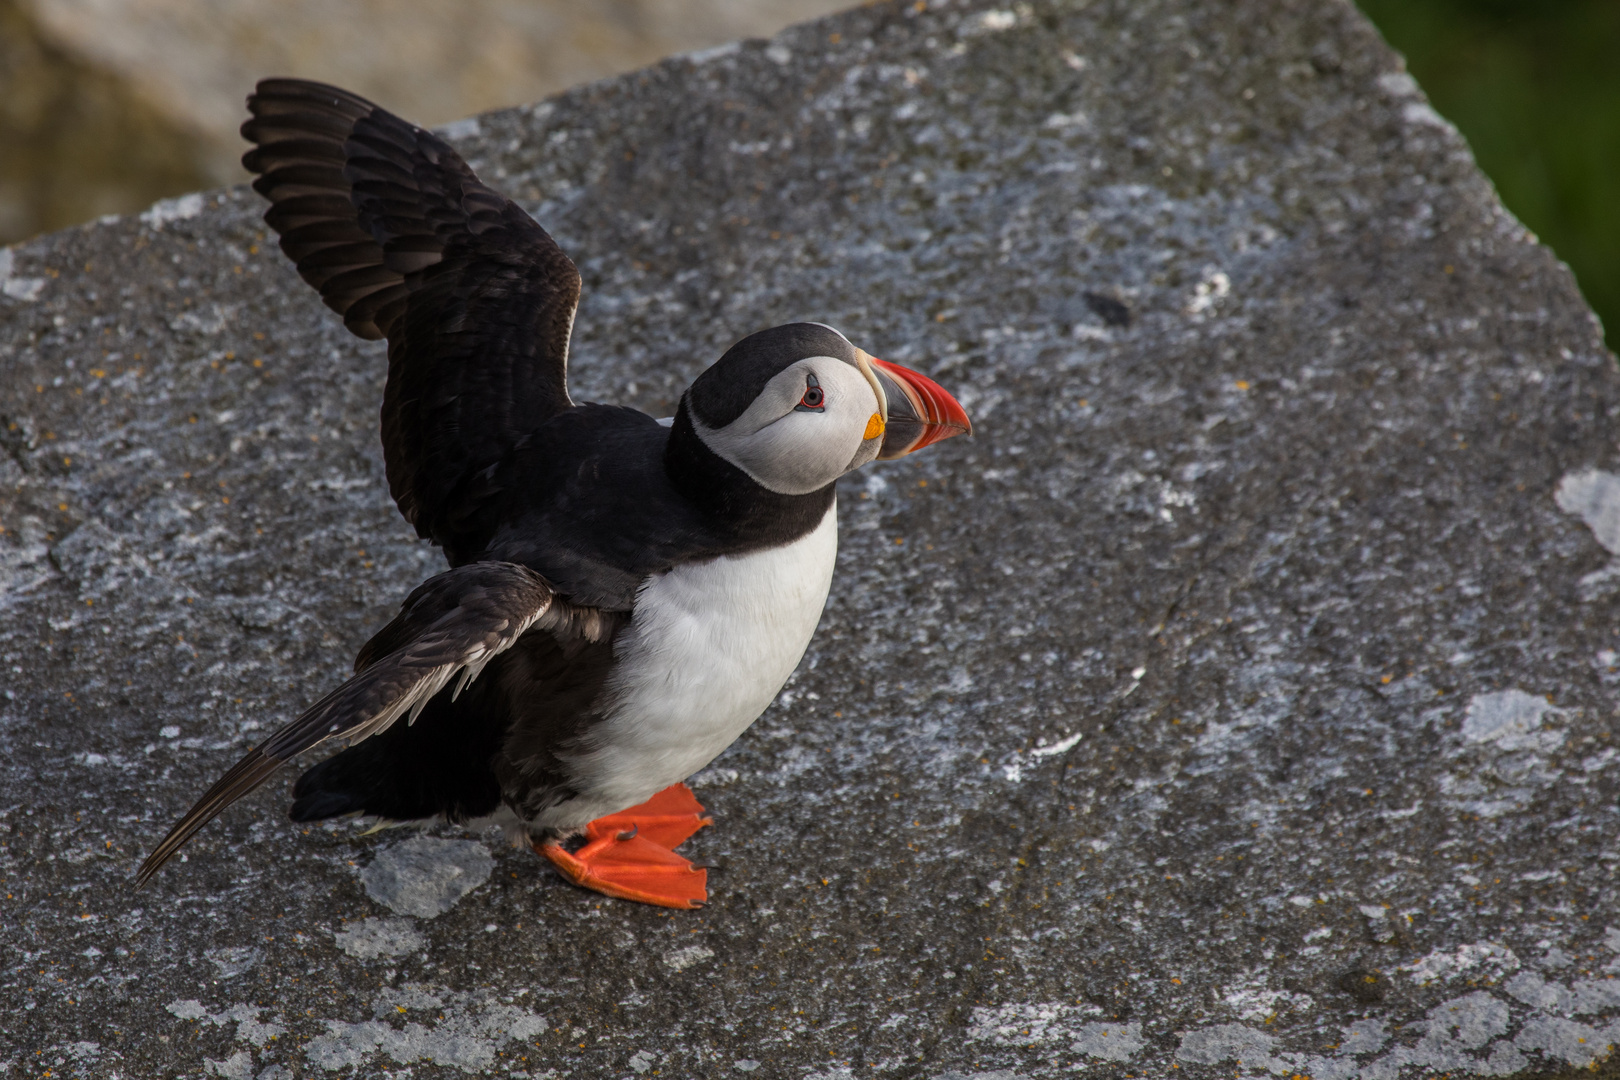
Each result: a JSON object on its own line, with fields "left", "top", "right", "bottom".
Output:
{"left": 534, "top": 783, "right": 713, "bottom": 909}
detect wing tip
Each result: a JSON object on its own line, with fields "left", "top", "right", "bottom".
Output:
{"left": 131, "top": 747, "right": 284, "bottom": 889}
{"left": 247, "top": 77, "right": 379, "bottom": 115}
{"left": 131, "top": 854, "right": 165, "bottom": 890}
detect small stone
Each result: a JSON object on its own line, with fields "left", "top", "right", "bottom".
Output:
{"left": 358, "top": 836, "right": 495, "bottom": 918}
{"left": 333, "top": 917, "right": 427, "bottom": 959}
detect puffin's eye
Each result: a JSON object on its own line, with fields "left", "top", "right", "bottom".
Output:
{"left": 795, "top": 374, "right": 826, "bottom": 412}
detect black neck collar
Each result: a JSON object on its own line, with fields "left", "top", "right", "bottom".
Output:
{"left": 663, "top": 396, "right": 836, "bottom": 548}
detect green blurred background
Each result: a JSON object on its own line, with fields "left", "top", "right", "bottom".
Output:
{"left": 1356, "top": 0, "right": 1620, "bottom": 351}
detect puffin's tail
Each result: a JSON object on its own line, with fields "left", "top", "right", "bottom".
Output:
{"left": 283, "top": 697, "right": 506, "bottom": 826}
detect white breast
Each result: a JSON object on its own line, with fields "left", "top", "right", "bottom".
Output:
{"left": 535, "top": 501, "right": 839, "bottom": 831}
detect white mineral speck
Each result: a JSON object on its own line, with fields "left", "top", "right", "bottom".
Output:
{"left": 663, "top": 944, "right": 715, "bottom": 971}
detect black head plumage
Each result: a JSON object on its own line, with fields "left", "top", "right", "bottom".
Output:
{"left": 685, "top": 323, "right": 857, "bottom": 429}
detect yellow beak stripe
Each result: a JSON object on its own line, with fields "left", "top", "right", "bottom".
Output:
{"left": 863, "top": 412, "right": 886, "bottom": 440}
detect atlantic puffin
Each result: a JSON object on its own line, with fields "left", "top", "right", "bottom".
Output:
{"left": 135, "top": 79, "right": 970, "bottom": 908}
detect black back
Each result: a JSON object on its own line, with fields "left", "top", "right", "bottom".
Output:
{"left": 438, "top": 403, "right": 835, "bottom": 609}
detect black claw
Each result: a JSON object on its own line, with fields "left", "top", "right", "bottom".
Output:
{"left": 615, "top": 824, "right": 639, "bottom": 841}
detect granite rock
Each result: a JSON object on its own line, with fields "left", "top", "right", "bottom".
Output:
{"left": 3, "top": 0, "right": 1619, "bottom": 1077}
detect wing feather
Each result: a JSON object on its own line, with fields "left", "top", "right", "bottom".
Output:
{"left": 134, "top": 563, "right": 591, "bottom": 887}
{"left": 241, "top": 78, "right": 582, "bottom": 552}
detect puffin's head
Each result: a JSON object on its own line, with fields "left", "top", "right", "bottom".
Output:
{"left": 681, "top": 323, "right": 971, "bottom": 495}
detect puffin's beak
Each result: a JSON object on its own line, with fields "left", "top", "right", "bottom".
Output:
{"left": 860, "top": 354, "right": 972, "bottom": 459}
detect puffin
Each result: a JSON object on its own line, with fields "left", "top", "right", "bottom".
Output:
{"left": 135, "top": 78, "right": 970, "bottom": 909}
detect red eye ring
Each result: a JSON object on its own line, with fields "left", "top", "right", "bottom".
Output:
{"left": 800, "top": 386, "right": 825, "bottom": 409}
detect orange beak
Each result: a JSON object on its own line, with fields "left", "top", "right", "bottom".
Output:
{"left": 867, "top": 357, "right": 972, "bottom": 459}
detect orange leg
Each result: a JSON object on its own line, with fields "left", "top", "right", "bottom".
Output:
{"left": 533, "top": 783, "right": 713, "bottom": 910}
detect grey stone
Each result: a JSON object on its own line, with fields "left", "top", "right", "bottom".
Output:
{"left": 334, "top": 916, "right": 429, "bottom": 960}
{"left": 1554, "top": 469, "right": 1620, "bottom": 556}
{"left": 663, "top": 944, "right": 717, "bottom": 971}
{"left": 358, "top": 836, "right": 495, "bottom": 919}
{"left": 206, "top": 1049, "right": 254, "bottom": 1080}
{"left": 3, "top": 0, "right": 1619, "bottom": 1077}
{"left": 1176, "top": 1023, "right": 1281, "bottom": 1069}
{"left": 205, "top": 943, "right": 263, "bottom": 978}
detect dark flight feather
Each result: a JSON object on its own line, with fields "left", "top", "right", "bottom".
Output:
{"left": 240, "top": 78, "right": 583, "bottom": 549}
{"left": 135, "top": 563, "right": 579, "bottom": 886}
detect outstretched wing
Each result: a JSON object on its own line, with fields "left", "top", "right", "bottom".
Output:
{"left": 134, "top": 563, "right": 599, "bottom": 887}
{"left": 240, "top": 78, "right": 582, "bottom": 545}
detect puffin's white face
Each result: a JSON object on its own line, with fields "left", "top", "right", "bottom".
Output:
{"left": 692, "top": 355, "right": 886, "bottom": 495}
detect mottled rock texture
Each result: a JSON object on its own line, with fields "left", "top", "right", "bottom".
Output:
{"left": 4, "top": 1, "right": 1619, "bottom": 1077}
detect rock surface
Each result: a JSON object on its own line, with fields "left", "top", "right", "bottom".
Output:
{"left": 3, "top": 1, "right": 1620, "bottom": 1077}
